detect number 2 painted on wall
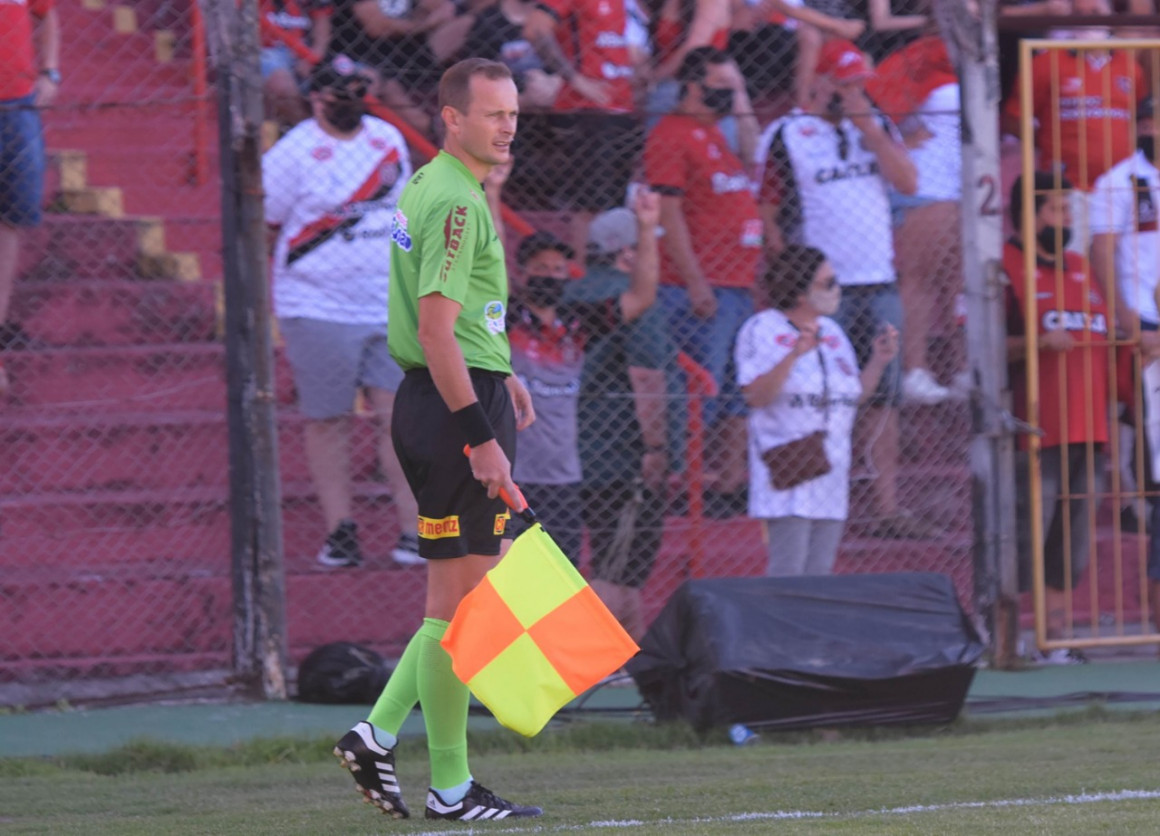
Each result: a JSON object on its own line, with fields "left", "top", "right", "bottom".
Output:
{"left": 977, "top": 174, "right": 1001, "bottom": 217}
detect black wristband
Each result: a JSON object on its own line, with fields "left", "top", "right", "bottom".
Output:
{"left": 454, "top": 402, "right": 495, "bottom": 448}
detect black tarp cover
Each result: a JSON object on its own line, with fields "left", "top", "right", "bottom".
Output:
{"left": 627, "top": 573, "right": 985, "bottom": 731}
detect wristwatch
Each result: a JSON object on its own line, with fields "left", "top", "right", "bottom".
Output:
{"left": 40, "top": 68, "right": 61, "bottom": 85}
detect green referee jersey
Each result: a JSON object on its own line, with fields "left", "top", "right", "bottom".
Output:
{"left": 388, "top": 150, "right": 512, "bottom": 375}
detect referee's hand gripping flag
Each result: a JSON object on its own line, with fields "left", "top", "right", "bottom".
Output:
{"left": 442, "top": 447, "right": 640, "bottom": 736}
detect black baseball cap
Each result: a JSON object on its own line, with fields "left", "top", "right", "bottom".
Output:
{"left": 309, "top": 54, "right": 370, "bottom": 99}
{"left": 516, "top": 231, "right": 575, "bottom": 266}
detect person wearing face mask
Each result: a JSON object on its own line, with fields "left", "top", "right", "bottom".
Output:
{"left": 1005, "top": 172, "right": 1111, "bottom": 665}
{"left": 757, "top": 39, "right": 932, "bottom": 540}
{"left": 500, "top": 192, "right": 665, "bottom": 639}
{"left": 1089, "top": 96, "right": 1160, "bottom": 637}
{"left": 735, "top": 245, "right": 897, "bottom": 576}
{"left": 644, "top": 46, "right": 762, "bottom": 518}
{"left": 262, "top": 54, "right": 422, "bottom": 569}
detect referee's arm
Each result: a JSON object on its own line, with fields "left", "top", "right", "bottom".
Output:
{"left": 418, "top": 293, "right": 517, "bottom": 498}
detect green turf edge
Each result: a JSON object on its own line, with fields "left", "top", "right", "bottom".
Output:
{"left": 1, "top": 702, "right": 1154, "bottom": 778}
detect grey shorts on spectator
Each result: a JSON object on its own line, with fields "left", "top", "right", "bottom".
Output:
{"left": 280, "top": 318, "right": 403, "bottom": 420}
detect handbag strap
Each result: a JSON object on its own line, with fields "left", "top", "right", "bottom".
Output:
{"left": 816, "top": 328, "right": 830, "bottom": 430}
{"left": 788, "top": 316, "right": 830, "bottom": 430}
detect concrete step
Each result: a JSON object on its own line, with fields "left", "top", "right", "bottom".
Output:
{"left": 18, "top": 216, "right": 153, "bottom": 280}
{"left": 0, "top": 561, "right": 427, "bottom": 667}
{"left": 0, "top": 482, "right": 407, "bottom": 568}
{"left": 2, "top": 344, "right": 231, "bottom": 412}
{"left": 11, "top": 279, "right": 217, "bottom": 347}
{"left": 0, "top": 410, "right": 388, "bottom": 494}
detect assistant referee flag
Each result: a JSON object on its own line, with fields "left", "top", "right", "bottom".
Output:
{"left": 441, "top": 524, "right": 639, "bottom": 737}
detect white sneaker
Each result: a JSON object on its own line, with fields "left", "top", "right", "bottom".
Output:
{"left": 902, "top": 368, "right": 952, "bottom": 405}
{"left": 391, "top": 533, "right": 424, "bottom": 566}
{"left": 950, "top": 369, "right": 972, "bottom": 400}
{"left": 1031, "top": 647, "right": 1088, "bottom": 665}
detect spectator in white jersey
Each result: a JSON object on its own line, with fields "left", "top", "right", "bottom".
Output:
{"left": 262, "top": 55, "right": 421, "bottom": 568}
{"left": 1089, "top": 96, "right": 1160, "bottom": 553}
{"left": 736, "top": 245, "right": 897, "bottom": 576}
{"left": 758, "top": 39, "right": 936, "bottom": 540}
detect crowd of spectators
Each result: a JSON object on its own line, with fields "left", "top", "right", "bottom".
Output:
{"left": 252, "top": 0, "right": 1160, "bottom": 648}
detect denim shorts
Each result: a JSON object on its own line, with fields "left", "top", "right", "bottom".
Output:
{"left": 0, "top": 95, "right": 45, "bottom": 228}
{"left": 260, "top": 44, "right": 297, "bottom": 79}
{"left": 660, "top": 284, "right": 753, "bottom": 422}
{"left": 833, "top": 282, "right": 904, "bottom": 407}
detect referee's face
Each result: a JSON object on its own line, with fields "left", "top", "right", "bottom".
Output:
{"left": 451, "top": 75, "right": 519, "bottom": 172}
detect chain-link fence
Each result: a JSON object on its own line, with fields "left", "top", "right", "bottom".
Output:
{"left": 7, "top": 0, "right": 1154, "bottom": 707}
{"left": 1, "top": 0, "right": 227, "bottom": 704}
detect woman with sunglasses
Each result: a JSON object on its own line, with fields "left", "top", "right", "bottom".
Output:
{"left": 734, "top": 244, "right": 897, "bottom": 576}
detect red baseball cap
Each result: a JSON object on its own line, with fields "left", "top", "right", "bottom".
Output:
{"left": 817, "top": 40, "right": 875, "bottom": 83}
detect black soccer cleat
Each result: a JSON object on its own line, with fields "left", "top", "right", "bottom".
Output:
{"left": 333, "top": 721, "right": 409, "bottom": 819}
{"left": 425, "top": 781, "right": 544, "bottom": 821}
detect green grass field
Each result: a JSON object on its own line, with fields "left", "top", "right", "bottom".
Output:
{"left": 2, "top": 710, "right": 1159, "bottom": 835}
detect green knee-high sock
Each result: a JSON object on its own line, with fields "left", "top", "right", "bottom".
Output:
{"left": 365, "top": 623, "right": 430, "bottom": 740}
{"left": 416, "top": 617, "right": 471, "bottom": 791}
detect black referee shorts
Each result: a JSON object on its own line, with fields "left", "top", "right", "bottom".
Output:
{"left": 392, "top": 368, "right": 516, "bottom": 559}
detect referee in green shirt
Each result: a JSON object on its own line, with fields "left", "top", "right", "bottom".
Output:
{"left": 333, "top": 58, "right": 541, "bottom": 822}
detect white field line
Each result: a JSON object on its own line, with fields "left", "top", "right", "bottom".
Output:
{"left": 409, "top": 789, "right": 1160, "bottom": 835}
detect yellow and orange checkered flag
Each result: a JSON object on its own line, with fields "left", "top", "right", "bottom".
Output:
{"left": 441, "top": 469, "right": 639, "bottom": 737}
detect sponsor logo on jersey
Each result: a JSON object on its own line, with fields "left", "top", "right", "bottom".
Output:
{"left": 710, "top": 171, "right": 751, "bottom": 194}
{"left": 1041, "top": 310, "right": 1108, "bottom": 334}
{"left": 265, "top": 9, "right": 310, "bottom": 30}
{"left": 440, "top": 205, "right": 469, "bottom": 281}
{"left": 484, "top": 300, "right": 506, "bottom": 334}
{"left": 418, "top": 515, "right": 460, "bottom": 539}
{"left": 391, "top": 209, "right": 413, "bottom": 251}
{"left": 814, "top": 160, "right": 881, "bottom": 184}
{"left": 312, "top": 146, "right": 333, "bottom": 161}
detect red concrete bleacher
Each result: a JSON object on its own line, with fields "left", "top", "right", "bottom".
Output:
{"left": 2, "top": 3, "right": 1150, "bottom": 686}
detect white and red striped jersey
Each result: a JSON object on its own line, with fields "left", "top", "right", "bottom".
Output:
{"left": 263, "top": 116, "right": 412, "bottom": 323}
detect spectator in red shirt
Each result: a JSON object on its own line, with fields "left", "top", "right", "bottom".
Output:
{"left": 524, "top": 0, "right": 646, "bottom": 259}
{"left": 0, "top": 0, "right": 59, "bottom": 398}
{"left": 645, "top": 46, "right": 761, "bottom": 513}
{"left": 1001, "top": 0, "right": 1145, "bottom": 254}
{"left": 1005, "top": 171, "right": 1110, "bottom": 664}
{"left": 260, "top": 0, "right": 332, "bottom": 126}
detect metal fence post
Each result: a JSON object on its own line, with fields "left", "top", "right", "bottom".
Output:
{"left": 203, "top": 0, "right": 288, "bottom": 698}
{"left": 942, "top": 0, "right": 1020, "bottom": 666}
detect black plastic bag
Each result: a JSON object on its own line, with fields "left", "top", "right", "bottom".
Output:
{"left": 627, "top": 573, "right": 984, "bottom": 731}
{"left": 296, "top": 642, "right": 394, "bottom": 704}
